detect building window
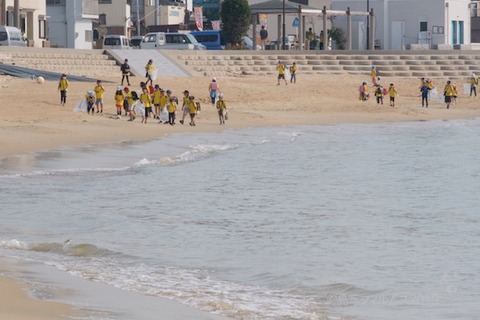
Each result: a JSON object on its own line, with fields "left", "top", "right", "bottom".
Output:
{"left": 46, "top": 0, "right": 66, "bottom": 5}
{"left": 420, "top": 21, "right": 427, "bottom": 32}
{"left": 85, "top": 30, "right": 93, "bottom": 42}
{"left": 99, "top": 14, "right": 107, "bottom": 25}
{"left": 39, "top": 20, "right": 46, "bottom": 39}
{"left": 98, "top": 0, "right": 112, "bottom": 3}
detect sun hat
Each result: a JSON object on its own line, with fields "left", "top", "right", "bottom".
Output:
{"left": 117, "top": 86, "right": 122, "bottom": 91}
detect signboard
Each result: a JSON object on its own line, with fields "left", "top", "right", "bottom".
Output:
{"left": 292, "top": 17, "right": 299, "bottom": 27}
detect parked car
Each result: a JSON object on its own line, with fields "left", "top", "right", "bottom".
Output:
{"left": 141, "top": 32, "right": 205, "bottom": 50}
{"left": 190, "top": 30, "right": 225, "bottom": 50}
{"left": 130, "top": 35, "right": 144, "bottom": 49}
{"left": 242, "top": 36, "right": 261, "bottom": 50}
{"left": 103, "top": 35, "right": 131, "bottom": 49}
{"left": 0, "top": 25, "right": 26, "bottom": 47}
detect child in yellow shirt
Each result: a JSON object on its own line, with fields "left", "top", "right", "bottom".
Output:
{"left": 167, "top": 96, "right": 177, "bottom": 125}
{"left": 114, "top": 86, "right": 125, "bottom": 119}
{"left": 216, "top": 94, "right": 227, "bottom": 125}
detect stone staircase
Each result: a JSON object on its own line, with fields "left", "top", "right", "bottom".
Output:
{"left": 169, "top": 51, "right": 480, "bottom": 79}
{"left": 2, "top": 47, "right": 480, "bottom": 80}
{"left": 0, "top": 47, "right": 119, "bottom": 77}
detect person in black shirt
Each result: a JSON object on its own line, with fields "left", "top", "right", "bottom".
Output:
{"left": 120, "top": 59, "right": 131, "bottom": 86}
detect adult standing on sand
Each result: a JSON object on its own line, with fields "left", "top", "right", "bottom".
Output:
{"left": 470, "top": 73, "right": 478, "bottom": 97}
{"left": 120, "top": 59, "right": 131, "bottom": 86}
{"left": 145, "top": 59, "right": 155, "bottom": 86}
{"left": 208, "top": 77, "right": 220, "bottom": 106}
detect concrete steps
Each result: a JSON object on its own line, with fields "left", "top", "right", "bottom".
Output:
{"left": 0, "top": 48, "right": 119, "bottom": 77}
{"left": 171, "top": 51, "right": 480, "bottom": 79}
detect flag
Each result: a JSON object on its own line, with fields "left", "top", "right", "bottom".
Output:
{"left": 194, "top": 6, "right": 203, "bottom": 31}
{"left": 211, "top": 20, "right": 221, "bottom": 31}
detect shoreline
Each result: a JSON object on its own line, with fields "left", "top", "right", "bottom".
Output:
{"left": 1, "top": 72, "right": 479, "bottom": 318}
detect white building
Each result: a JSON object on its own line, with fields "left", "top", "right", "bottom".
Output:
{"left": 332, "top": 0, "right": 472, "bottom": 50}
{"left": 98, "top": 0, "right": 131, "bottom": 36}
{"left": 46, "top": 0, "right": 99, "bottom": 49}
{"left": 0, "top": 0, "right": 48, "bottom": 47}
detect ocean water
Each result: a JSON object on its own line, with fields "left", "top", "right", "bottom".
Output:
{"left": 1, "top": 120, "right": 480, "bottom": 320}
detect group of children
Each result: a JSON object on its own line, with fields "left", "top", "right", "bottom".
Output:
{"left": 64, "top": 73, "right": 228, "bottom": 126}
{"left": 359, "top": 79, "right": 398, "bottom": 108}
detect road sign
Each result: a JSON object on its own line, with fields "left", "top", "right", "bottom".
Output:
{"left": 292, "top": 17, "right": 299, "bottom": 27}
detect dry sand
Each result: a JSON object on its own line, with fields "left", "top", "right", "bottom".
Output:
{"left": 0, "top": 72, "right": 478, "bottom": 318}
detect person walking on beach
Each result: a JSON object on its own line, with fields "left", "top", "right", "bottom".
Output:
{"left": 114, "top": 86, "right": 125, "bottom": 119}
{"left": 188, "top": 95, "right": 198, "bottom": 126}
{"left": 167, "top": 95, "right": 177, "bottom": 125}
{"left": 420, "top": 80, "right": 431, "bottom": 108}
{"left": 124, "top": 87, "right": 136, "bottom": 121}
{"left": 58, "top": 73, "right": 69, "bottom": 106}
{"left": 94, "top": 80, "right": 105, "bottom": 113}
{"left": 370, "top": 66, "right": 378, "bottom": 86}
{"left": 276, "top": 61, "right": 287, "bottom": 86}
{"left": 359, "top": 81, "right": 368, "bottom": 101}
{"left": 374, "top": 84, "right": 383, "bottom": 105}
{"left": 120, "top": 59, "right": 131, "bottom": 86}
{"left": 216, "top": 94, "right": 227, "bottom": 125}
{"left": 145, "top": 59, "right": 155, "bottom": 86}
{"left": 140, "top": 87, "right": 153, "bottom": 123}
{"left": 179, "top": 90, "right": 190, "bottom": 125}
{"left": 470, "top": 73, "right": 478, "bottom": 97}
{"left": 208, "top": 77, "right": 220, "bottom": 106}
{"left": 260, "top": 25, "right": 268, "bottom": 50}
{"left": 388, "top": 83, "right": 397, "bottom": 107}
{"left": 86, "top": 90, "right": 95, "bottom": 114}
{"left": 289, "top": 62, "right": 297, "bottom": 83}
{"left": 444, "top": 80, "right": 456, "bottom": 109}
{"left": 152, "top": 84, "right": 162, "bottom": 120}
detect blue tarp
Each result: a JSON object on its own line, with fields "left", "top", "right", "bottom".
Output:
{"left": 0, "top": 64, "right": 112, "bottom": 82}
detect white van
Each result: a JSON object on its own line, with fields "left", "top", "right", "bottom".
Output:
{"left": 103, "top": 35, "right": 130, "bottom": 49}
{"left": 0, "top": 26, "right": 26, "bottom": 47}
{"left": 140, "top": 32, "right": 205, "bottom": 50}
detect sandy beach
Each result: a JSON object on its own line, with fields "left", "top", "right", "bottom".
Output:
{"left": 1, "top": 71, "right": 479, "bottom": 318}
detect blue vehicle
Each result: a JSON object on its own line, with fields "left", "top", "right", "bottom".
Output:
{"left": 190, "top": 30, "right": 225, "bottom": 50}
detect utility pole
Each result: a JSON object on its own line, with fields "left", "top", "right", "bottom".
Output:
{"left": 13, "top": 0, "right": 19, "bottom": 29}
{"left": 282, "top": 0, "right": 286, "bottom": 50}
{"left": 136, "top": 0, "right": 140, "bottom": 36}
{"left": 366, "top": 0, "right": 370, "bottom": 50}
{"left": 154, "top": 0, "right": 159, "bottom": 26}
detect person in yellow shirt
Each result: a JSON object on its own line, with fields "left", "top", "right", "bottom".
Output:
{"left": 58, "top": 73, "right": 69, "bottom": 106}
{"left": 124, "top": 87, "right": 136, "bottom": 121}
{"left": 179, "top": 90, "right": 190, "bottom": 125}
{"left": 145, "top": 59, "right": 155, "bottom": 86}
{"left": 158, "top": 88, "right": 169, "bottom": 123}
{"left": 140, "top": 87, "right": 152, "bottom": 123}
{"left": 276, "top": 61, "right": 287, "bottom": 86}
{"left": 370, "top": 66, "right": 378, "bottom": 86}
{"left": 152, "top": 85, "right": 162, "bottom": 120}
{"left": 289, "top": 62, "right": 297, "bottom": 84}
{"left": 94, "top": 80, "right": 105, "bottom": 113}
{"left": 85, "top": 90, "right": 95, "bottom": 115}
{"left": 388, "top": 83, "right": 397, "bottom": 107}
{"left": 114, "top": 86, "right": 125, "bottom": 119}
{"left": 167, "top": 96, "right": 177, "bottom": 125}
{"left": 470, "top": 73, "right": 478, "bottom": 97}
{"left": 215, "top": 94, "right": 227, "bottom": 125}
{"left": 444, "top": 80, "right": 456, "bottom": 109}
{"left": 188, "top": 95, "right": 198, "bottom": 126}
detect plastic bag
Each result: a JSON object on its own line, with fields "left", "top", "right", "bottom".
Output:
{"left": 73, "top": 100, "right": 88, "bottom": 112}
{"left": 463, "top": 83, "right": 470, "bottom": 95}
{"left": 160, "top": 107, "right": 169, "bottom": 122}
{"left": 429, "top": 88, "right": 438, "bottom": 100}
{"left": 134, "top": 101, "right": 145, "bottom": 117}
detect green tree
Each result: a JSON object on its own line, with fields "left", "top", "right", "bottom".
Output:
{"left": 221, "top": 0, "right": 251, "bottom": 46}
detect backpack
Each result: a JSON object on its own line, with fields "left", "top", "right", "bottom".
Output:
{"left": 131, "top": 91, "right": 139, "bottom": 101}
